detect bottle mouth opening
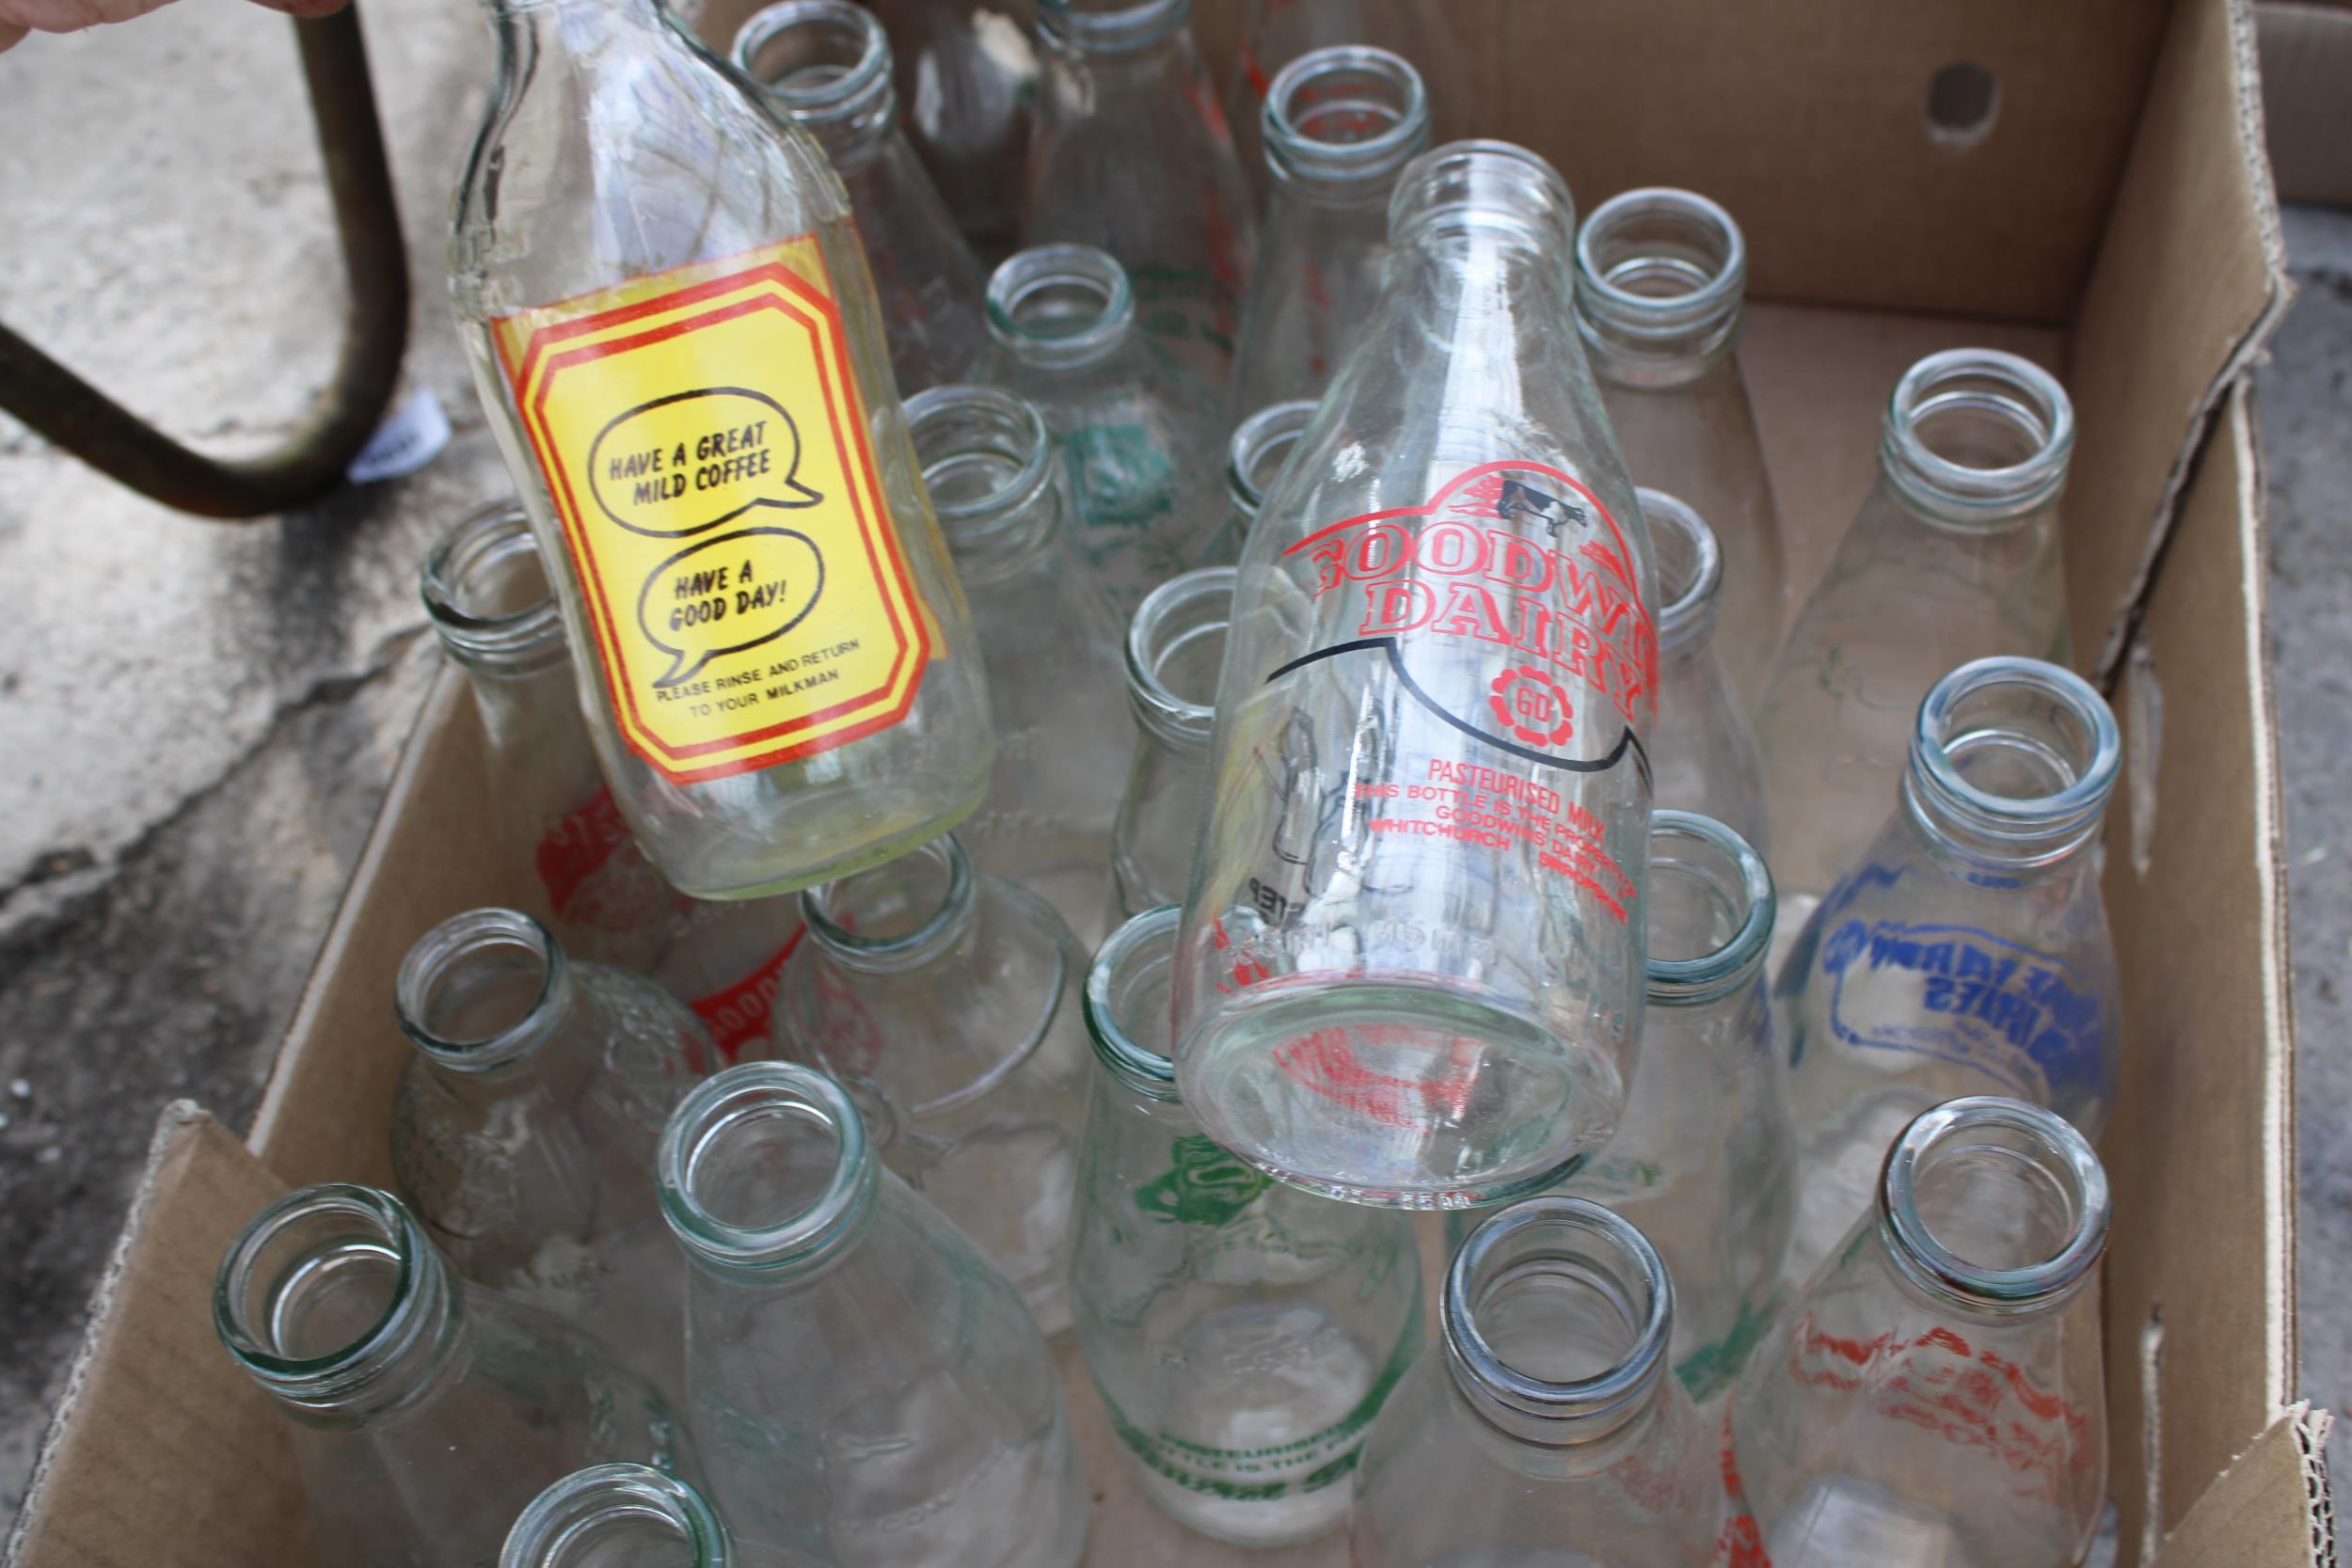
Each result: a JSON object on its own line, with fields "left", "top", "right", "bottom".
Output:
{"left": 1882, "top": 348, "right": 2074, "bottom": 520}
{"left": 1263, "top": 45, "right": 1431, "bottom": 186}
{"left": 1881, "top": 1097, "right": 2110, "bottom": 1310}
{"left": 1906, "top": 657, "right": 2120, "bottom": 859}
{"left": 395, "top": 908, "right": 564, "bottom": 1070}
{"left": 1390, "top": 139, "right": 1576, "bottom": 248}
{"left": 501, "top": 1465, "right": 732, "bottom": 1568}
{"left": 1573, "top": 186, "right": 1745, "bottom": 341}
{"left": 420, "top": 501, "right": 565, "bottom": 664}
{"left": 215, "top": 1183, "right": 442, "bottom": 1400}
{"left": 1125, "top": 567, "right": 1232, "bottom": 737}
{"left": 1645, "top": 811, "right": 1773, "bottom": 1004}
{"left": 1036, "top": 0, "right": 1187, "bottom": 51}
{"left": 1641, "top": 488, "right": 1723, "bottom": 652}
{"left": 801, "top": 835, "right": 971, "bottom": 967}
{"left": 658, "top": 1062, "right": 875, "bottom": 1273}
{"left": 731, "top": 0, "right": 892, "bottom": 124}
{"left": 1444, "top": 1196, "right": 1673, "bottom": 1445}
{"left": 1226, "top": 400, "right": 1315, "bottom": 523}
{"left": 986, "top": 245, "right": 1135, "bottom": 366}
{"left": 1083, "top": 906, "right": 1183, "bottom": 1096}
{"left": 906, "top": 384, "right": 1057, "bottom": 539}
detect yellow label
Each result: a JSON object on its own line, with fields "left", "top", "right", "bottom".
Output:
{"left": 495, "top": 235, "right": 933, "bottom": 784}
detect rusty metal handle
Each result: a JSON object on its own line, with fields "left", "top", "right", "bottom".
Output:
{"left": 0, "top": 3, "right": 410, "bottom": 519}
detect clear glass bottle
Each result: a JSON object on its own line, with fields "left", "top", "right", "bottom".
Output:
{"left": 732, "top": 1, "right": 1002, "bottom": 395}
{"left": 906, "top": 382, "right": 1130, "bottom": 937}
{"left": 503, "top": 1465, "right": 734, "bottom": 1568}
{"left": 1221, "top": 0, "right": 1467, "bottom": 207}
{"left": 215, "top": 1183, "right": 686, "bottom": 1568}
{"left": 1351, "top": 1196, "right": 1727, "bottom": 1568}
{"left": 657, "top": 1061, "right": 1089, "bottom": 1568}
{"left": 449, "top": 0, "right": 993, "bottom": 901}
{"left": 1775, "top": 656, "right": 2122, "bottom": 1291}
{"left": 1171, "top": 141, "right": 1660, "bottom": 1210}
{"left": 1110, "top": 566, "right": 1233, "bottom": 920}
{"left": 1576, "top": 187, "right": 1788, "bottom": 706}
{"left": 867, "top": 0, "right": 1038, "bottom": 253}
{"left": 1732, "top": 1097, "right": 2110, "bottom": 1568}
{"left": 421, "top": 500, "right": 807, "bottom": 1061}
{"left": 769, "top": 834, "right": 1089, "bottom": 1332}
{"left": 1228, "top": 46, "right": 1429, "bottom": 418}
{"left": 1645, "top": 488, "right": 1768, "bottom": 855}
{"left": 1024, "top": 0, "right": 1257, "bottom": 390}
{"left": 1196, "top": 397, "right": 1313, "bottom": 567}
{"left": 389, "top": 907, "right": 712, "bottom": 1398}
{"left": 986, "top": 243, "right": 1227, "bottom": 608}
{"left": 1071, "top": 907, "right": 1422, "bottom": 1545}
{"left": 1757, "top": 349, "right": 2075, "bottom": 911}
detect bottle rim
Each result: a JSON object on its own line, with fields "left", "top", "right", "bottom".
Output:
{"left": 1573, "top": 185, "right": 1747, "bottom": 342}
{"left": 1904, "top": 656, "right": 2120, "bottom": 864}
{"left": 1124, "top": 567, "right": 1232, "bottom": 742}
{"left": 1442, "top": 1196, "right": 1674, "bottom": 1446}
{"left": 420, "top": 500, "right": 565, "bottom": 668}
{"left": 731, "top": 0, "right": 894, "bottom": 132}
{"left": 1225, "top": 400, "right": 1316, "bottom": 526}
{"left": 799, "top": 835, "right": 974, "bottom": 971}
{"left": 657, "top": 1061, "right": 878, "bottom": 1275}
{"left": 1263, "top": 45, "right": 1431, "bottom": 190}
{"left": 1390, "top": 139, "right": 1577, "bottom": 249}
{"left": 214, "top": 1182, "right": 450, "bottom": 1405}
{"left": 986, "top": 244, "right": 1136, "bottom": 370}
{"left": 1641, "top": 488, "right": 1724, "bottom": 654}
{"left": 1083, "top": 907, "right": 1184, "bottom": 1099}
{"left": 395, "top": 907, "right": 568, "bottom": 1071}
{"left": 1645, "top": 810, "right": 1774, "bottom": 1006}
{"left": 501, "top": 1465, "right": 732, "bottom": 1568}
{"left": 1036, "top": 0, "right": 1188, "bottom": 51}
{"left": 905, "top": 383, "right": 1058, "bottom": 538}
{"left": 1880, "top": 347, "right": 2074, "bottom": 522}
{"left": 1879, "top": 1096, "right": 2111, "bottom": 1312}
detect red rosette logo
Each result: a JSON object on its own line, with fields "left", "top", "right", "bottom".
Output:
{"left": 1486, "top": 664, "right": 1576, "bottom": 750}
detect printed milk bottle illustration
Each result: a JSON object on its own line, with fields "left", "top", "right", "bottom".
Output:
{"left": 1172, "top": 141, "right": 1661, "bottom": 1208}
{"left": 450, "top": 0, "right": 993, "bottom": 902}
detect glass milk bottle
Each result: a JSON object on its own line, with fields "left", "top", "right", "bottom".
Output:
{"left": 1197, "top": 398, "right": 1314, "bottom": 567}
{"left": 1221, "top": 0, "right": 1467, "bottom": 206}
{"left": 502, "top": 1465, "right": 736, "bottom": 1568}
{"left": 1645, "top": 488, "right": 1768, "bottom": 853}
{"left": 1110, "top": 567, "right": 1234, "bottom": 920}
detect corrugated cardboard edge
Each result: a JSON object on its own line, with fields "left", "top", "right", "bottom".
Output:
{"left": 2257, "top": 2, "right": 2352, "bottom": 207}
{"left": 2150, "top": 1405, "right": 2338, "bottom": 1568}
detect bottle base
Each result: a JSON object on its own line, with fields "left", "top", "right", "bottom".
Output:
{"left": 665, "top": 776, "right": 988, "bottom": 901}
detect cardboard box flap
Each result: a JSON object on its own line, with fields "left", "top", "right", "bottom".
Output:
{"left": 2147, "top": 1406, "right": 2337, "bottom": 1568}
{"left": 3, "top": 1104, "right": 308, "bottom": 1568}
{"left": 2069, "top": 0, "right": 2292, "bottom": 682}
{"left": 2256, "top": 3, "right": 2352, "bottom": 208}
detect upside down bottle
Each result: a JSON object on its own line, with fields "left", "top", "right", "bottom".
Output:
{"left": 1171, "top": 141, "right": 1659, "bottom": 1209}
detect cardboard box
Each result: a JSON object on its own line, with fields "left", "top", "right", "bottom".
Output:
{"left": 2257, "top": 1, "right": 2352, "bottom": 206}
{"left": 4, "top": 0, "right": 2327, "bottom": 1563}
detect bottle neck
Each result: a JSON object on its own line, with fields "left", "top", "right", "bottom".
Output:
{"left": 657, "top": 1061, "right": 880, "bottom": 1283}
{"left": 905, "top": 385, "right": 1069, "bottom": 584}
{"left": 1085, "top": 907, "right": 1184, "bottom": 1101}
{"left": 799, "top": 834, "right": 977, "bottom": 974}
{"left": 215, "top": 1185, "right": 469, "bottom": 1426}
{"left": 1899, "top": 657, "right": 2119, "bottom": 877}
{"left": 396, "top": 908, "right": 579, "bottom": 1076}
{"left": 1876, "top": 1097, "right": 2109, "bottom": 1320}
{"left": 732, "top": 0, "right": 899, "bottom": 168}
{"left": 421, "top": 501, "right": 570, "bottom": 680}
{"left": 1442, "top": 1197, "right": 1676, "bottom": 1450}
{"left": 986, "top": 244, "right": 1136, "bottom": 372}
{"left": 1262, "top": 45, "right": 1429, "bottom": 210}
{"left": 501, "top": 1465, "right": 734, "bottom": 1568}
{"left": 1223, "top": 401, "right": 1313, "bottom": 551}
{"left": 1573, "top": 186, "right": 1746, "bottom": 388}
{"left": 1645, "top": 810, "right": 1772, "bottom": 1009}
{"left": 1644, "top": 488, "right": 1723, "bottom": 662}
{"left": 1877, "top": 348, "right": 2074, "bottom": 528}
{"left": 1037, "top": 0, "right": 1190, "bottom": 58}
{"left": 1385, "top": 141, "right": 1581, "bottom": 334}
{"left": 1125, "top": 567, "right": 1232, "bottom": 749}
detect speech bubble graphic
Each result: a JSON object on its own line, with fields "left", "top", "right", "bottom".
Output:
{"left": 589, "top": 387, "right": 822, "bottom": 538}
{"left": 638, "top": 527, "right": 825, "bottom": 689}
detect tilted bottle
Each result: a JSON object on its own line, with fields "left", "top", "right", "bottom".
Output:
{"left": 1229, "top": 45, "right": 1430, "bottom": 417}
{"left": 388, "top": 908, "right": 711, "bottom": 1398}
{"left": 1732, "top": 1097, "right": 2109, "bottom": 1568}
{"left": 421, "top": 501, "right": 806, "bottom": 1060}
{"left": 503, "top": 1465, "right": 734, "bottom": 1568}
{"left": 1221, "top": 0, "right": 1467, "bottom": 207}
{"left": 1776, "top": 656, "right": 2122, "bottom": 1290}
{"left": 1196, "top": 398, "right": 1313, "bottom": 568}
{"left": 657, "top": 1061, "right": 1089, "bottom": 1568}
{"left": 1350, "top": 1196, "right": 1728, "bottom": 1568}
{"left": 732, "top": 1, "right": 1001, "bottom": 394}
{"left": 987, "top": 243, "right": 1226, "bottom": 608}
{"left": 449, "top": 0, "right": 992, "bottom": 900}
{"left": 1070, "top": 907, "right": 1422, "bottom": 1545}
{"left": 1110, "top": 567, "right": 1233, "bottom": 921}
{"left": 215, "top": 1183, "right": 685, "bottom": 1568}
{"left": 1645, "top": 488, "right": 1768, "bottom": 853}
{"left": 1024, "top": 0, "right": 1257, "bottom": 390}
{"left": 906, "top": 383, "right": 1129, "bottom": 936}
{"left": 1757, "top": 348, "right": 2075, "bottom": 911}
{"left": 1576, "top": 187, "right": 1788, "bottom": 705}
{"left": 769, "top": 834, "right": 1089, "bottom": 1332}
{"left": 1171, "top": 141, "right": 1661, "bottom": 1209}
